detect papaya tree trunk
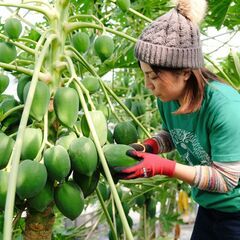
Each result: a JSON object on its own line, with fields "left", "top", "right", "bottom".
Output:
{"left": 24, "top": 206, "right": 55, "bottom": 240}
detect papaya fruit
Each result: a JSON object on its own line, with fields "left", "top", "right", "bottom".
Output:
{"left": 54, "top": 181, "right": 84, "bottom": 220}
{"left": 69, "top": 137, "right": 98, "bottom": 176}
{"left": 94, "top": 35, "right": 114, "bottom": 61}
{"left": 21, "top": 127, "right": 42, "bottom": 160}
{"left": 55, "top": 132, "right": 77, "bottom": 150}
{"left": 72, "top": 32, "right": 90, "bottom": 53}
{"left": 4, "top": 18, "right": 22, "bottom": 39}
{"left": 54, "top": 87, "right": 79, "bottom": 128}
{"left": 0, "top": 42, "right": 17, "bottom": 63}
{"left": 131, "top": 101, "right": 146, "bottom": 117}
{"left": 81, "top": 76, "right": 100, "bottom": 94}
{"left": 0, "top": 74, "right": 10, "bottom": 94}
{"left": 44, "top": 145, "right": 71, "bottom": 181}
{"left": 0, "top": 132, "right": 15, "bottom": 169}
{"left": 28, "top": 182, "right": 54, "bottom": 212}
{"left": 81, "top": 110, "right": 107, "bottom": 146}
{"left": 73, "top": 170, "right": 100, "bottom": 198}
{"left": 23, "top": 81, "right": 51, "bottom": 121}
{"left": 16, "top": 160, "right": 47, "bottom": 200}
{"left": 0, "top": 171, "right": 9, "bottom": 210}
{"left": 17, "top": 75, "right": 31, "bottom": 102}
{"left": 113, "top": 121, "right": 138, "bottom": 145}
{"left": 146, "top": 198, "right": 156, "bottom": 218}
{"left": 116, "top": 0, "right": 131, "bottom": 11}
{"left": 103, "top": 144, "right": 138, "bottom": 169}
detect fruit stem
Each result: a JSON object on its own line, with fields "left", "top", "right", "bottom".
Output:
{"left": 96, "top": 188, "right": 118, "bottom": 240}
{"left": 0, "top": 105, "right": 24, "bottom": 122}
{"left": 65, "top": 22, "right": 137, "bottom": 43}
{"left": 64, "top": 56, "right": 96, "bottom": 111}
{"left": 0, "top": 62, "right": 50, "bottom": 82}
{"left": 3, "top": 34, "right": 56, "bottom": 240}
{"left": 34, "top": 111, "right": 49, "bottom": 162}
{"left": 0, "top": 33, "right": 35, "bottom": 55}
{"left": 128, "top": 8, "right": 153, "bottom": 23}
{"left": 0, "top": 2, "right": 54, "bottom": 21}
{"left": 204, "top": 55, "right": 237, "bottom": 89}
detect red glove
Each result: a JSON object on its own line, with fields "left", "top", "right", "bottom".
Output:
{"left": 130, "top": 138, "right": 160, "bottom": 154}
{"left": 116, "top": 150, "right": 176, "bottom": 179}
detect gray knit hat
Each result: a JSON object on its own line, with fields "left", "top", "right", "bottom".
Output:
{"left": 134, "top": 0, "right": 207, "bottom": 68}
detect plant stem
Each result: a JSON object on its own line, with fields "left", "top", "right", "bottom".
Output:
{"left": 66, "top": 22, "right": 137, "bottom": 43}
{"left": 204, "top": 55, "right": 237, "bottom": 89}
{"left": 96, "top": 188, "right": 118, "bottom": 240}
{"left": 128, "top": 8, "right": 152, "bottom": 23}
{"left": 75, "top": 81, "right": 134, "bottom": 239}
{"left": 3, "top": 34, "right": 56, "bottom": 240}
{"left": 0, "top": 63, "right": 50, "bottom": 82}
{"left": 0, "top": 33, "right": 35, "bottom": 55}
{"left": 0, "top": 105, "right": 24, "bottom": 122}
{"left": 0, "top": 2, "right": 53, "bottom": 21}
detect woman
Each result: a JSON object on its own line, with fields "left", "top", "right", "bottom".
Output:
{"left": 117, "top": 0, "right": 240, "bottom": 239}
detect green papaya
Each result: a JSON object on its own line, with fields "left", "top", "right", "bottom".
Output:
{"left": 0, "top": 97, "right": 17, "bottom": 114}
{"left": 94, "top": 35, "right": 114, "bottom": 61}
{"left": 54, "top": 87, "right": 79, "bottom": 128}
{"left": 21, "top": 128, "right": 42, "bottom": 160}
{"left": 107, "top": 129, "right": 114, "bottom": 144}
{"left": 44, "top": 145, "right": 71, "bottom": 181}
{"left": 0, "top": 42, "right": 17, "bottom": 63}
{"left": 135, "top": 194, "right": 146, "bottom": 207}
{"left": 17, "top": 75, "right": 31, "bottom": 102}
{"left": 55, "top": 132, "right": 77, "bottom": 150}
{"left": 146, "top": 198, "right": 156, "bottom": 218}
{"left": 116, "top": 0, "right": 131, "bottom": 11}
{"left": 81, "top": 76, "right": 100, "bottom": 94}
{"left": 103, "top": 144, "right": 138, "bottom": 169}
{"left": 0, "top": 132, "right": 15, "bottom": 169}
{"left": 54, "top": 181, "right": 84, "bottom": 220}
{"left": 16, "top": 160, "right": 47, "bottom": 200}
{"left": 0, "top": 74, "right": 9, "bottom": 94}
{"left": 69, "top": 137, "right": 98, "bottom": 176}
{"left": 23, "top": 81, "right": 50, "bottom": 121}
{"left": 96, "top": 104, "right": 109, "bottom": 119}
{"left": 72, "top": 32, "right": 90, "bottom": 53}
{"left": 28, "top": 182, "right": 54, "bottom": 212}
{"left": 4, "top": 18, "right": 22, "bottom": 39}
{"left": 81, "top": 110, "right": 107, "bottom": 146}
{"left": 113, "top": 121, "right": 138, "bottom": 145}
{"left": 73, "top": 170, "right": 100, "bottom": 198}
{"left": 0, "top": 171, "right": 9, "bottom": 210}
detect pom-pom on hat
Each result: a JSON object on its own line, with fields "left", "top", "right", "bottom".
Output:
{"left": 134, "top": 0, "right": 207, "bottom": 69}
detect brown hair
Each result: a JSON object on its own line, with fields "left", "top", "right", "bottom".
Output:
{"left": 149, "top": 65, "right": 225, "bottom": 114}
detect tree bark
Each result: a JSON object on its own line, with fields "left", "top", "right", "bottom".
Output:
{"left": 24, "top": 206, "right": 55, "bottom": 240}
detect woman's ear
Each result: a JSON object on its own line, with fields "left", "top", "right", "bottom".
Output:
{"left": 183, "top": 69, "right": 191, "bottom": 81}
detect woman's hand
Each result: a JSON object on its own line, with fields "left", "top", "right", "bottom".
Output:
{"left": 115, "top": 150, "right": 176, "bottom": 179}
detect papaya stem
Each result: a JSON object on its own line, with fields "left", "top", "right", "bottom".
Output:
{"left": 74, "top": 80, "right": 134, "bottom": 240}
{"left": 128, "top": 8, "right": 153, "bottom": 23}
{"left": 65, "top": 22, "right": 137, "bottom": 43}
{"left": 96, "top": 188, "right": 118, "bottom": 240}
{"left": 0, "top": 105, "right": 24, "bottom": 122}
{"left": 34, "top": 111, "right": 49, "bottom": 162}
{"left": 3, "top": 34, "right": 57, "bottom": 240}
{"left": 64, "top": 56, "right": 95, "bottom": 110}
{"left": 0, "top": 2, "right": 54, "bottom": 21}
{"left": 204, "top": 55, "right": 237, "bottom": 89}
{"left": 0, "top": 62, "right": 50, "bottom": 82}
{"left": 0, "top": 33, "right": 35, "bottom": 55}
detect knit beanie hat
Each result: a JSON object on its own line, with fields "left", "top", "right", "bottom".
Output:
{"left": 134, "top": 0, "right": 207, "bottom": 69}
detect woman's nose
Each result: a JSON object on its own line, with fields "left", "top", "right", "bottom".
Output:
{"left": 145, "top": 79, "right": 154, "bottom": 90}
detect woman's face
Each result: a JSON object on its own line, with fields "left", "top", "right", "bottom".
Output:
{"left": 140, "top": 61, "right": 190, "bottom": 104}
